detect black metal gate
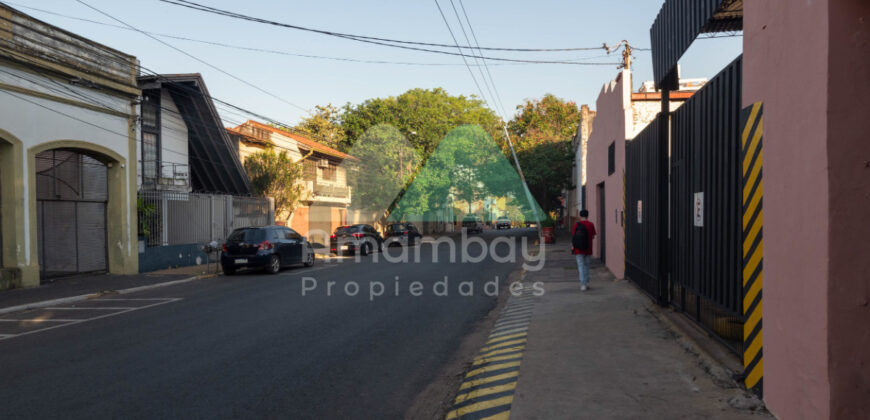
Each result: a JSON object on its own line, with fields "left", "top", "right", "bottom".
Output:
{"left": 669, "top": 56, "right": 744, "bottom": 352}
{"left": 625, "top": 56, "right": 745, "bottom": 354}
{"left": 625, "top": 117, "right": 663, "bottom": 300}
{"left": 36, "top": 150, "right": 108, "bottom": 280}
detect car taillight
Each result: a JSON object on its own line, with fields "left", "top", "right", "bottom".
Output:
{"left": 222, "top": 243, "right": 227, "bottom": 252}
{"left": 352, "top": 233, "right": 364, "bottom": 238}
{"left": 403, "top": 231, "right": 409, "bottom": 236}
{"left": 330, "top": 234, "right": 337, "bottom": 239}
{"left": 258, "top": 240, "right": 273, "bottom": 250}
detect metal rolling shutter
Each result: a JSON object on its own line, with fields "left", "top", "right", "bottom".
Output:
{"left": 36, "top": 150, "right": 108, "bottom": 279}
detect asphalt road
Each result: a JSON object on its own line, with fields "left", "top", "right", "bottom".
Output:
{"left": 0, "top": 228, "right": 538, "bottom": 419}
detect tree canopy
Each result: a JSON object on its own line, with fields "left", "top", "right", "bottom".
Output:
{"left": 289, "top": 104, "right": 347, "bottom": 151}
{"left": 508, "top": 93, "right": 581, "bottom": 152}
{"left": 504, "top": 94, "right": 580, "bottom": 211}
{"left": 243, "top": 147, "right": 308, "bottom": 222}
{"left": 341, "top": 124, "right": 420, "bottom": 218}
{"left": 341, "top": 88, "right": 502, "bottom": 158}
{"left": 391, "top": 125, "right": 542, "bottom": 222}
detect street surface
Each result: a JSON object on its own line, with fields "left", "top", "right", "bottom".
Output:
{"left": 0, "top": 229, "right": 537, "bottom": 419}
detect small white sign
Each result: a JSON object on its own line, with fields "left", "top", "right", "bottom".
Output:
{"left": 637, "top": 200, "right": 643, "bottom": 224}
{"left": 694, "top": 192, "right": 704, "bottom": 227}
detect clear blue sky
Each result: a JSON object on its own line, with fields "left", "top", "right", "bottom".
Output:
{"left": 14, "top": 0, "right": 742, "bottom": 127}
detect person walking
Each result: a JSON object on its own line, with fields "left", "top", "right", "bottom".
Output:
{"left": 572, "top": 209, "right": 597, "bottom": 291}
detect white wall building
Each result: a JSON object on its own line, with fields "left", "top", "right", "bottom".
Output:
{"left": 0, "top": 4, "right": 140, "bottom": 287}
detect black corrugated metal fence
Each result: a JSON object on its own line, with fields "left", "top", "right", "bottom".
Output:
{"left": 625, "top": 118, "right": 662, "bottom": 300}
{"left": 625, "top": 55, "right": 745, "bottom": 354}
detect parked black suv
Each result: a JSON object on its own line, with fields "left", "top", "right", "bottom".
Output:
{"left": 384, "top": 222, "right": 422, "bottom": 247}
{"left": 221, "top": 226, "right": 314, "bottom": 275}
{"left": 330, "top": 224, "right": 383, "bottom": 256}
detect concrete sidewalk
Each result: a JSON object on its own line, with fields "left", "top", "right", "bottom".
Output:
{"left": 508, "top": 243, "right": 771, "bottom": 419}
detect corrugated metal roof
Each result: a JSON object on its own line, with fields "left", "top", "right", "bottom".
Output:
{"left": 650, "top": 0, "right": 743, "bottom": 87}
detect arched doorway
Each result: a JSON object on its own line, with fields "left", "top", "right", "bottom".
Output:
{"left": 35, "top": 149, "right": 109, "bottom": 279}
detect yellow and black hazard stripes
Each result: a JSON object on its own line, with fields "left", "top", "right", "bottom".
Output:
{"left": 741, "top": 102, "right": 764, "bottom": 397}
{"left": 445, "top": 286, "right": 537, "bottom": 420}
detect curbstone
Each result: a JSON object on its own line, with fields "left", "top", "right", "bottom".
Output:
{"left": 0, "top": 275, "right": 201, "bottom": 315}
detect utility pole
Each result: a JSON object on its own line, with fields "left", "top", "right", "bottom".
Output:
{"left": 605, "top": 40, "right": 632, "bottom": 70}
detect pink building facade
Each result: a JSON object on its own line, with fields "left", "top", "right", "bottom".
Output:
{"left": 584, "top": 71, "right": 693, "bottom": 279}
{"left": 743, "top": 0, "right": 870, "bottom": 418}
{"left": 585, "top": 70, "right": 632, "bottom": 278}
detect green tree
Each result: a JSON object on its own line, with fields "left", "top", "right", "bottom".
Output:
{"left": 515, "top": 141, "right": 574, "bottom": 211}
{"left": 393, "top": 125, "right": 542, "bottom": 222}
{"left": 289, "top": 104, "right": 347, "bottom": 151}
{"left": 342, "top": 88, "right": 502, "bottom": 158}
{"left": 505, "top": 94, "right": 580, "bottom": 211}
{"left": 508, "top": 94, "right": 581, "bottom": 152}
{"left": 243, "top": 147, "right": 308, "bottom": 221}
{"left": 342, "top": 124, "right": 420, "bottom": 219}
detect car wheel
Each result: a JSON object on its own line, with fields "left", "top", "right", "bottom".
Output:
{"left": 361, "top": 241, "right": 370, "bottom": 256}
{"left": 304, "top": 248, "right": 315, "bottom": 267}
{"left": 222, "top": 265, "right": 235, "bottom": 276}
{"left": 265, "top": 255, "right": 280, "bottom": 274}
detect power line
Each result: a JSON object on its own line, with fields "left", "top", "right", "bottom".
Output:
{"left": 4, "top": 2, "right": 617, "bottom": 68}
{"left": 0, "top": 19, "right": 342, "bottom": 171}
{"left": 0, "top": 10, "right": 309, "bottom": 133}
{"left": 456, "top": 0, "right": 508, "bottom": 118}
{"left": 73, "top": 0, "right": 311, "bottom": 116}
{"left": 157, "top": 0, "right": 613, "bottom": 53}
{"left": 447, "top": 0, "right": 498, "bottom": 113}
{"left": 153, "top": 0, "right": 622, "bottom": 66}
{"left": 433, "top": 0, "right": 488, "bottom": 107}
{"left": 438, "top": 0, "right": 533, "bottom": 215}
{"left": 0, "top": 20, "right": 292, "bottom": 132}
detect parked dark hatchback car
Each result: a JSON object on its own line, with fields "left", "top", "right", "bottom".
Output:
{"left": 384, "top": 222, "right": 422, "bottom": 247}
{"left": 221, "top": 226, "right": 314, "bottom": 275}
{"left": 495, "top": 216, "right": 512, "bottom": 229}
{"left": 462, "top": 215, "right": 485, "bottom": 233}
{"left": 330, "top": 224, "right": 383, "bottom": 255}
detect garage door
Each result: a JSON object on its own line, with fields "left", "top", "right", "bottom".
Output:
{"left": 36, "top": 150, "right": 108, "bottom": 280}
{"left": 308, "top": 204, "right": 333, "bottom": 248}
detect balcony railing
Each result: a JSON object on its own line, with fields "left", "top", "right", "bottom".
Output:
{"left": 314, "top": 182, "right": 349, "bottom": 199}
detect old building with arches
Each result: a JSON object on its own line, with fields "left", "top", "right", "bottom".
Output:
{"left": 0, "top": 4, "right": 139, "bottom": 287}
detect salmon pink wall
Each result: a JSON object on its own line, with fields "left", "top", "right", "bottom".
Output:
{"left": 586, "top": 70, "right": 631, "bottom": 279}
{"left": 825, "top": 0, "right": 870, "bottom": 417}
{"left": 744, "top": 0, "right": 870, "bottom": 418}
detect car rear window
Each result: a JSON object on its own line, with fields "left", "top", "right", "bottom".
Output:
{"left": 335, "top": 225, "right": 362, "bottom": 234}
{"left": 389, "top": 224, "right": 406, "bottom": 231}
{"left": 227, "top": 228, "right": 266, "bottom": 243}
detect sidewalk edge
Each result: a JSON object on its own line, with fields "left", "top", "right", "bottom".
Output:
{"left": 0, "top": 275, "right": 203, "bottom": 315}
{"left": 644, "top": 303, "right": 739, "bottom": 389}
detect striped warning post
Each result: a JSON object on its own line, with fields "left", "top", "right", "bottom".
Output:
{"left": 741, "top": 102, "right": 764, "bottom": 397}
{"left": 445, "top": 284, "right": 537, "bottom": 420}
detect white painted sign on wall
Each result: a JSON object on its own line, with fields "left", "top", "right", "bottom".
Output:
{"left": 694, "top": 192, "right": 704, "bottom": 227}
{"left": 637, "top": 200, "right": 643, "bottom": 224}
